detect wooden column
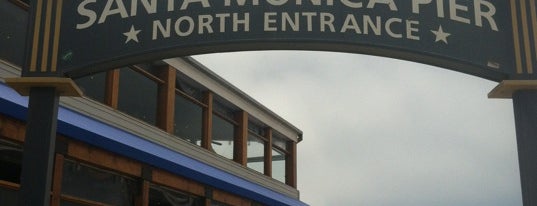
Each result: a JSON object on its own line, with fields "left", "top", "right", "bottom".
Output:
{"left": 202, "top": 92, "right": 213, "bottom": 150}
{"left": 286, "top": 141, "right": 297, "bottom": 188}
{"left": 157, "top": 66, "right": 176, "bottom": 133}
{"left": 234, "top": 111, "right": 248, "bottom": 165}
{"left": 50, "top": 154, "right": 64, "bottom": 206}
{"left": 105, "top": 69, "right": 120, "bottom": 109}
{"left": 136, "top": 181, "right": 150, "bottom": 206}
{"left": 264, "top": 128, "right": 272, "bottom": 176}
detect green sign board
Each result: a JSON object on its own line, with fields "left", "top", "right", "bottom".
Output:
{"left": 23, "top": 0, "right": 537, "bottom": 81}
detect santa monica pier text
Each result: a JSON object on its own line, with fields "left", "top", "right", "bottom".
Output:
{"left": 75, "top": 0, "right": 499, "bottom": 41}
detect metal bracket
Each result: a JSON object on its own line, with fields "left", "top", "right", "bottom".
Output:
{"left": 488, "top": 80, "right": 537, "bottom": 99}
{"left": 4, "top": 77, "right": 83, "bottom": 97}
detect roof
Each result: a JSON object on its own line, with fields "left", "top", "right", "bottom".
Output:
{"left": 166, "top": 57, "right": 303, "bottom": 142}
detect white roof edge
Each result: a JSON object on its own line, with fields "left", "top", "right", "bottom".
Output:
{"left": 164, "top": 57, "right": 303, "bottom": 142}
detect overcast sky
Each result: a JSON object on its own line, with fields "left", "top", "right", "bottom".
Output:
{"left": 193, "top": 51, "right": 522, "bottom": 206}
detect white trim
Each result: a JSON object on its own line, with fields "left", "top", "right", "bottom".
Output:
{"left": 165, "top": 58, "right": 301, "bottom": 142}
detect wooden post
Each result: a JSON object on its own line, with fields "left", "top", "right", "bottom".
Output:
{"left": 157, "top": 66, "right": 176, "bottom": 133}
{"left": 234, "top": 111, "right": 248, "bottom": 165}
{"left": 202, "top": 92, "right": 213, "bottom": 150}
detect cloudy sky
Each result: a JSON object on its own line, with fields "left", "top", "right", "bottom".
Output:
{"left": 194, "top": 51, "right": 522, "bottom": 206}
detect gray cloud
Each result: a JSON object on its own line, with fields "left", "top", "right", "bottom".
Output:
{"left": 194, "top": 51, "right": 522, "bottom": 206}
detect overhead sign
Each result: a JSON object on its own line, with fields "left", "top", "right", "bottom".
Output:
{"left": 23, "top": 0, "right": 537, "bottom": 81}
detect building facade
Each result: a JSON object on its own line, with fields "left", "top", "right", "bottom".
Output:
{"left": 0, "top": 0, "right": 306, "bottom": 205}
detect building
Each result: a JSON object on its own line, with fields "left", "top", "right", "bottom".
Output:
{"left": 0, "top": 0, "right": 307, "bottom": 205}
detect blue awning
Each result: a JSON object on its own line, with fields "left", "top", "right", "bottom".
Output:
{"left": 0, "top": 82, "right": 308, "bottom": 206}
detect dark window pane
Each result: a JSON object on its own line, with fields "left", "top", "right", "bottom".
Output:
{"left": 61, "top": 160, "right": 139, "bottom": 206}
{"left": 0, "top": 187, "right": 18, "bottom": 206}
{"left": 247, "top": 134, "right": 264, "bottom": 173}
{"left": 149, "top": 186, "right": 203, "bottom": 206}
{"left": 211, "top": 115, "right": 234, "bottom": 159}
{"left": 213, "top": 101, "right": 235, "bottom": 120}
{"left": 174, "top": 95, "right": 203, "bottom": 145}
{"left": 176, "top": 77, "right": 203, "bottom": 102}
{"left": 248, "top": 121, "right": 265, "bottom": 137}
{"left": 61, "top": 200, "right": 86, "bottom": 206}
{"left": 74, "top": 72, "right": 106, "bottom": 103}
{"left": 0, "top": 0, "right": 27, "bottom": 66}
{"left": 0, "top": 140, "right": 22, "bottom": 184}
{"left": 211, "top": 201, "right": 230, "bottom": 206}
{"left": 272, "top": 133, "right": 288, "bottom": 151}
{"left": 136, "top": 63, "right": 160, "bottom": 78}
{"left": 118, "top": 67, "right": 158, "bottom": 125}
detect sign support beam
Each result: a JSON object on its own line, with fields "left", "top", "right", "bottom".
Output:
{"left": 512, "top": 90, "right": 537, "bottom": 206}
{"left": 18, "top": 87, "right": 59, "bottom": 206}
{"left": 4, "top": 78, "right": 82, "bottom": 206}
{"left": 490, "top": 81, "right": 537, "bottom": 206}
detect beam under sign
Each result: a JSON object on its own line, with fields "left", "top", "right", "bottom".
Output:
{"left": 512, "top": 90, "right": 537, "bottom": 206}
{"left": 18, "top": 87, "right": 59, "bottom": 206}
{"left": 5, "top": 77, "right": 82, "bottom": 206}
{"left": 490, "top": 81, "right": 537, "bottom": 206}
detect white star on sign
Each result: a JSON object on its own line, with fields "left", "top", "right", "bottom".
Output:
{"left": 431, "top": 25, "right": 451, "bottom": 44}
{"left": 123, "top": 25, "right": 141, "bottom": 44}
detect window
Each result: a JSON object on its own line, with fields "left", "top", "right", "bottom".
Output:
{"left": 174, "top": 77, "right": 205, "bottom": 146}
{"left": 118, "top": 67, "right": 158, "bottom": 125}
{"left": 211, "top": 201, "right": 230, "bottom": 206}
{"left": 271, "top": 149, "right": 286, "bottom": 183}
{"left": 211, "top": 99, "right": 238, "bottom": 160}
{"left": 211, "top": 115, "right": 235, "bottom": 159}
{"left": 74, "top": 72, "right": 106, "bottom": 103}
{"left": 247, "top": 121, "right": 266, "bottom": 174}
{"left": 176, "top": 76, "right": 203, "bottom": 102}
{"left": 0, "top": 0, "right": 28, "bottom": 66}
{"left": 149, "top": 185, "right": 203, "bottom": 206}
{"left": 174, "top": 95, "right": 203, "bottom": 145}
{"left": 247, "top": 134, "right": 265, "bottom": 173}
{"left": 0, "top": 187, "right": 18, "bottom": 206}
{"left": 61, "top": 160, "right": 139, "bottom": 206}
{"left": 213, "top": 101, "right": 235, "bottom": 121}
{"left": 136, "top": 63, "right": 161, "bottom": 77}
{"left": 272, "top": 133, "right": 288, "bottom": 151}
{"left": 60, "top": 201, "right": 92, "bottom": 206}
{"left": 0, "top": 139, "right": 22, "bottom": 184}
{"left": 0, "top": 139, "right": 21, "bottom": 206}
{"left": 272, "top": 133, "right": 288, "bottom": 183}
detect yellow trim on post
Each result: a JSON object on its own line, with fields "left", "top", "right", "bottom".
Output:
{"left": 41, "top": 0, "right": 54, "bottom": 72}
{"left": 488, "top": 80, "right": 537, "bottom": 99}
{"left": 4, "top": 77, "right": 83, "bottom": 97}
{"left": 30, "top": 0, "right": 44, "bottom": 72}
{"left": 51, "top": 0, "right": 64, "bottom": 72}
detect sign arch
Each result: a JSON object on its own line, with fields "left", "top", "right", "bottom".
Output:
{"left": 9, "top": 1, "right": 537, "bottom": 206}
{"left": 22, "top": 0, "right": 537, "bottom": 81}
